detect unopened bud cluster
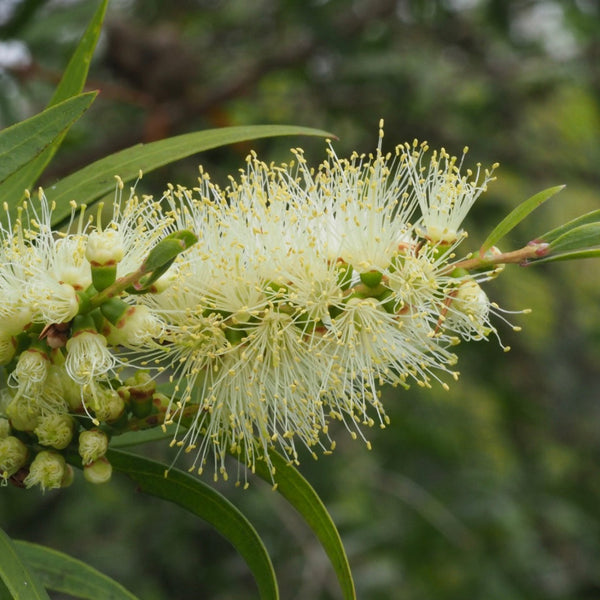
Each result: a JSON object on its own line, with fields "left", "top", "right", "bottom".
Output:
{"left": 1, "top": 129, "right": 532, "bottom": 486}
{"left": 0, "top": 187, "right": 175, "bottom": 489}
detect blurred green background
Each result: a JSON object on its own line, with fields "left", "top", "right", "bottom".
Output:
{"left": 1, "top": 0, "right": 600, "bottom": 598}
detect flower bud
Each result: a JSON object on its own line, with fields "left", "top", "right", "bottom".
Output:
{"left": 104, "top": 304, "right": 163, "bottom": 349}
{"left": 9, "top": 347, "right": 50, "bottom": 399}
{"left": 6, "top": 398, "right": 40, "bottom": 432}
{"left": 89, "top": 386, "right": 126, "bottom": 423}
{"left": 0, "top": 436, "right": 28, "bottom": 480}
{"left": 359, "top": 270, "right": 383, "bottom": 288}
{"left": 85, "top": 229, "right": 124, "bottom": 266}
{"left": 83, "top": 457, "right": 112, "bottom": 484}
{"left": 34, "top": 414, "right": 75, "bottom": 450}
{"left": 35, "top": 279, "right": 79, "bottom": 323}
{"left": 78, "top": 429, "right": 109, "bottom": 465}
{"left": 65, "top": 328, "right": 114, "bottom": 386}
{"left": 444, "top": 279, "right": 493, "bottom": 340}
{"left": 24, "top": 450, "right": 66, "bottom": 492}
{"left": 452, "top": 280, "right": 489, "bottom": 321}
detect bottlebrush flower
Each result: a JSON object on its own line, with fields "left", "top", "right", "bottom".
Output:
{"left": 139, "top": 130, "right": 506, "bottom": 481}
{"left": 0, "top": 129, "right": 521, "bottom": 487}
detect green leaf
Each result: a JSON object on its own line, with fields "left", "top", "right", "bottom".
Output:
{"left": 14, "top": 541, "right": 139, "bottom": 600}
{"left": 49, "top": 0, "right": 109, "bottom": 106}
{"left": 547, "top": 222, "right": 600, "bottom": 254}
{"left": 134, "top": 230, "right": 198, "bottom": 290}
{"left": 527, "top": 247, "right": 600, "bottom": 265}
{"left": 0, "top": 0, "right": 108, "bottom": 207}
{"left": 255, "top": 451, "right": 356, "bottom": 600}
{"left": 0, "top": 527, "right": 50, "bottom": 600}
{"left": 0, "top": 92, "right": 96, "bottom": 187}
{"left": 480, "top": 185, "right": 565, "bottom": 254}
{"left": 106, "top": 449, "right": 279, "bottom": 600}
{"left": 109, "top": 425, "right": 176, "bottom": 448}
{"left": 538, "top": 209, "right": 600, "bottom": 244}
{"left": 46, "top": 124, "right": 335, "bottom": 226}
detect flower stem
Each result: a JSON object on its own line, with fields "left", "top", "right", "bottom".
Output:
{"left": 450, "top": 242, "right": 550, "bottom": 273}
{"left": 87, "top": 266, "right": 146, "bottom": 310}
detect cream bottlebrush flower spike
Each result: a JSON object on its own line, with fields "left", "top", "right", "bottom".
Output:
{"left": 140, "top": 124, "right": 510, "bottom": 482}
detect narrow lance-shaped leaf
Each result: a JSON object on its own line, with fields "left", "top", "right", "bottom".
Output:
{"left": 253, "top": 450, "right": 357, "bottom": 600}
{"left": 46, "top": 125, "right": 335, "bottom": 226}
{"left": 480, "top": 185, "right": 565, "bottom": 254}
{"left": 49, "top": 0, "right": 109, "bottom": 106}
{"left": 15, "top": 541, "right": 139, "bottom": 600}
{"left": 547, "top": 222, "right": 600, "bottom": 254}
{"left": 0, "top": 92, "right": 96, "bottom": 187}
{"left": 538, "top": 209, "right": 600, "bottom": 244}
{"left": 109, "top": 425, "right": 176, "bottom": 447}
{"left": 0, "top": 527, "right": 51, "bottom": 600}
{"left": 526, "top": 247, "right": 600, "bottom": 265}
{"left": 0, "top": 0, "right": 109, "bottom": 206}
{"left": 105, "top": 449, "right": 279, "bottom": 600}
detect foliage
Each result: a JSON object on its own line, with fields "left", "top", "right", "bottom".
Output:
{"left": 1, "top": 1, "right": 600, "bottom": 599}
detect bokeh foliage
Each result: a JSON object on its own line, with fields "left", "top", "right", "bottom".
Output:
{"left": 1, "top": 0, "right": 600, "bottom": 598}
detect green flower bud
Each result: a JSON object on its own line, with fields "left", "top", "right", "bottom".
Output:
{"left": 9, "top": 347, "right": 50, "bottom": 399}
{"left": 83, "top": 457, "right": 112, "bottom": 484}
{"left": 34, "top": 414, "right": 75, "bottom": 450}
{"left": 91, "top": 387, "right": 126, "bottom": 423}
{"left": 0, "top": 436, "right": 28, "bottom": 480}
{"left": 6, "top": 398, "right": 40, "bottom": 432}
{"left": 104, "top": 305, "right": 163, "bottom": 349}
{"left": 99, "top": 297, "right": 132, "bottom": 327}
{"left": 24, "top": 451, "right": 66, "bottom": 492}
{"left": 359, "top": 270, "right": 383, "bottom": 288}
{"left": 78, "top": 429, "right": 109, "bottom": 465}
